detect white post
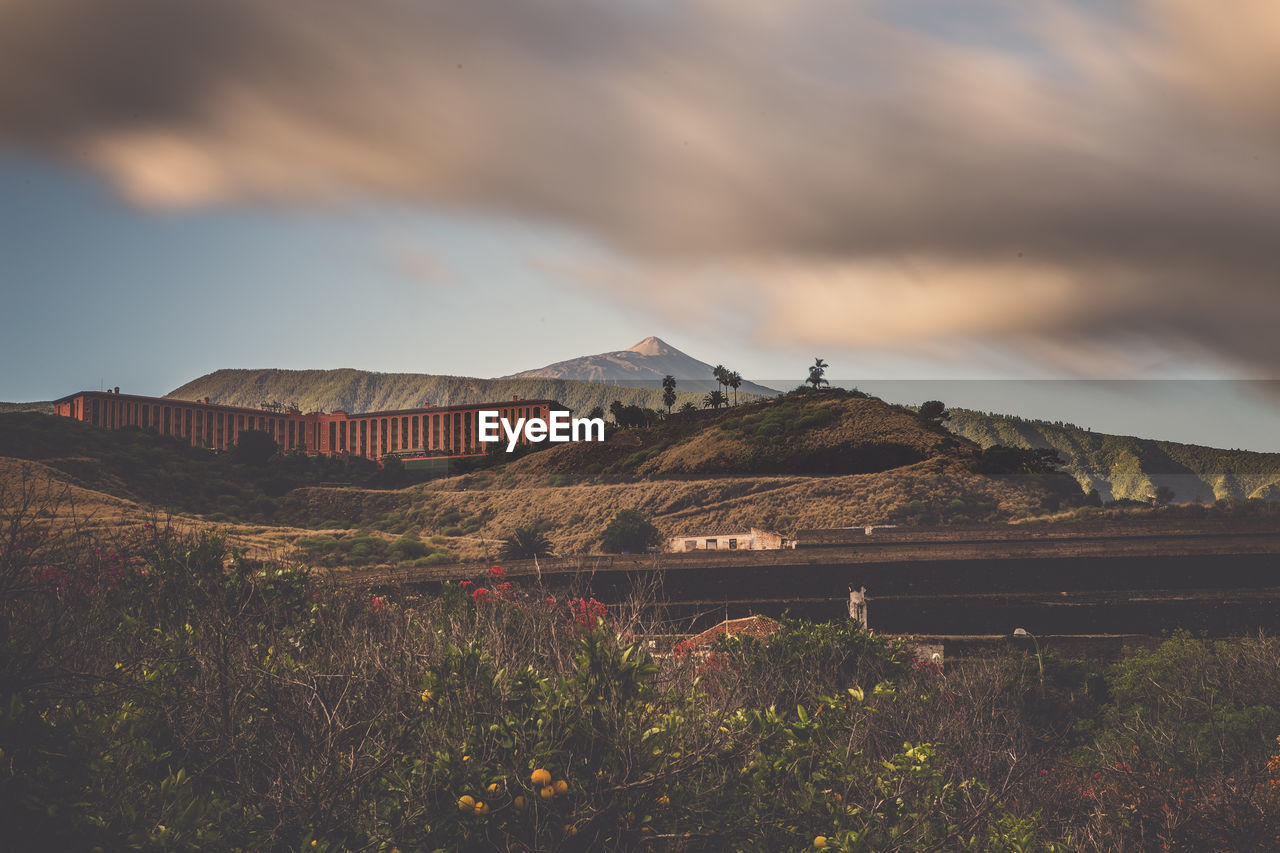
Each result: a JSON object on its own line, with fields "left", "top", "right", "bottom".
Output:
{"left": 848, "top": 586, "right": 868, "bottom": 629}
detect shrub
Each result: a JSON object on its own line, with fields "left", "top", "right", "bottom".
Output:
{"left": 599, "top": 508, "right": 662, "bottom": 554}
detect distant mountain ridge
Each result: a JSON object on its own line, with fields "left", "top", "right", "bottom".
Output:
{"left": 0, "top": 401, "right": 52, "bottom": 414}
{"left": 166, "top": 369, "right": 708, "bottom": 417}
{"left": 947, "top": 409, "right": 1280, "bottom": 503}
{"left": 504, "top": 336, "right": 779, "bottom": 396}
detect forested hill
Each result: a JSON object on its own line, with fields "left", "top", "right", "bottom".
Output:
{"left": 167, "top": 369, "right": 709, "bottom": 417}
{"left": 947, "top": 409, "right": 1280, "bottom": 503}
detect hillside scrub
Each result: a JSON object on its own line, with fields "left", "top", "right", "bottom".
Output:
{"left": 948, "top": 408, "right": 1280, "bottom": 504}
{"left": 6, "top": 482, "right": 1280, "bottom": 849}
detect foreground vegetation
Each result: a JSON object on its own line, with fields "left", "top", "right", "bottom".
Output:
{"left": 5, "top": 481, "right": 1280, "bottom": 851}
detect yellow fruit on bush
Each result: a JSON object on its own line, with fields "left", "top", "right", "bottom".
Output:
{"left": 657, "top": 794, "right": 670, "bottom": 805}
{"left": 540, "top": 785, "right": 555, "bottom": 800}
{"left": 457, "top": 795, "right": 475, "bottom": 812}
{"left": 474, "top": 801, "right": 489, "bottom": 816}
{"left": 814, "top": 836, "right": 829, "bottom": 849}
{"left": 564, "top": 824, "right": 577, "bottom": 836}
{"left": 553, "top": 779, "right": 568, "bottom": 795}
{"left": 513, "top": 795, "right": 527, "bottom": 811}
{"left": 487, "top": 782, "right": 502, "bottom": 796}
{"left": 420, "top": 689, "right": 433, "bottom": 702}
{"left": 531, "top": 768, "right": 552, "bottom": 787}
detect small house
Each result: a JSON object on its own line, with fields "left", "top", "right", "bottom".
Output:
{"left": 668, "top": 527, "right": 793, "bottom": 553}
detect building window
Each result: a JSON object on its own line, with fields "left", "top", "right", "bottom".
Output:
{"left": 706, "top": 538, "right": 717, "bottom": 549}
{"left": 728, "top": 538, "right": 738, "bottom": 550}
{"left": 684, "top": 540, "right": 697, "bottom": 551}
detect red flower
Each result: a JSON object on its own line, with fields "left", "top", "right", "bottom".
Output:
{"left": 459, "top": 580, "right": 473, "bottom": 588}
{"left": 488, "top": 565, "right": 506, "bottom": 580}
{"left": 471, "top": 587, "right": 490, "bottom": 602}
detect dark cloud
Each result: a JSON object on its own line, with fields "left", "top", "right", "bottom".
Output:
{"left": 1, "top": 0, "right": 1277, "bottom": 372}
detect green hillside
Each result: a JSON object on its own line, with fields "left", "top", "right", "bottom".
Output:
{"left": 167, "top": 369, "right": 712, "bottom": 416}
{"left": 947, "top": 409, "right": 1280, "bottom": 503}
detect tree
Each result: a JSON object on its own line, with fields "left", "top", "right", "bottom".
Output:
{"left": 232, "top": 429, "right": 278, "bottom": 467}
{"left": 1152, "top": 485, "right": 1176, "bottom": 507}
{"left": 662, "top": 375, "right": 678, "bottom": 413}
{"left": 807, "top": 358, "right": 829, "bottom": 391}
{"left": 587, "top": 405, "right": 605, "bottom": 422}
{"left": 703, "top": 390, "right": 728, "bottom": 409}
{"left": 609, "top": 400, "right": 626, "bottom": 424}
{"left": 918, "top": 400, "right": 950, "bottom": 425}
{"left": 680, "top": 401, "right": 697, "bottom": 414}
{"left": 499, "top": 525, "right": 554, "bottom": 560}
{"left": 600, "top": 509, "right": 662, "bottom": 554}
{"left": 727, "top": 370, "right": 742, "bottom": 406}
{"left": 973, "top": 445, "right": 1064, "bottom": 475}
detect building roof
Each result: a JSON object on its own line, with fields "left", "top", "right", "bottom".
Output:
{"left": 669, "top": 525, "right": 779, "bottom": 538}
{"left": 681, "top": 615, "right": 781, "bottom": 651}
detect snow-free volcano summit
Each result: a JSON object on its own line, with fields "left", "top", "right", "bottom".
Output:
{"left": 504, "top": 336, "right": 778, "bottom": 396}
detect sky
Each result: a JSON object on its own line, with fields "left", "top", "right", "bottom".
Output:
{"left": 2, "top": 1, "right": 1279, "bottom": 447}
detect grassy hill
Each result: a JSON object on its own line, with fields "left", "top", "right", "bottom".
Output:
{"left": 281, "top": 390, "right": 1085, "bottom": 553}
{"left": 495, "top": 390, "right": 971, "bottom": 484}
{"left": 167, "top": 368, "right": 713, "bottom": 416}
{"left": 1, "top": 391, "right": 1087, "bottom": 559}
{"left": 947, "top": 409, "right": 1280, "bottom": 503}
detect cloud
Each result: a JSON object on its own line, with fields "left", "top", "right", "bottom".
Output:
{"left": 1, "top": 0, "right": 1278, "bottom": 373}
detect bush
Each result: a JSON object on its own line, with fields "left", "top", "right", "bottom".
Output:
{"left": 599, "top": 508, "right": 662, "bottom": 554}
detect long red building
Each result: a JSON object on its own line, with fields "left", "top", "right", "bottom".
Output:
{"left": 52, "top": 390, "right": 568, "bottom": 461}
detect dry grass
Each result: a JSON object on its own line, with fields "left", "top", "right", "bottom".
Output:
{"left": 0, "top": 456, "right": 347, "bottom": 561}
{"left": 290, "top": 455, "right": 1056, "bottom": 557}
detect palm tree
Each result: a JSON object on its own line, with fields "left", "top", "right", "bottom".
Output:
{"left": 662, "top": 374, "right": 678, "bottom": 413}
{"left": 712, "top": 364, "right": 728, "bottom": 395}
{"left": 680, "top": 401, "right": 697, "bottom": 414}
{"left": 807, "top": 358, "right": 829, "bottom": 391}
{"left": 703, "top": 389, "right": 728, "bottom": 409}
{"left": 499, "top": 525, "right": 554, "bottom": 560}
{"left": 727, "top": 370, "right": 742, "bottom": 405}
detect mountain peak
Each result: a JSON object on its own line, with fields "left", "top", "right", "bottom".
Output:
{"left": 502, "top": 336, "right": 779, "bottom": 396}
{"left": 626, "top": 335, "right": 670, "bottom": 357}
